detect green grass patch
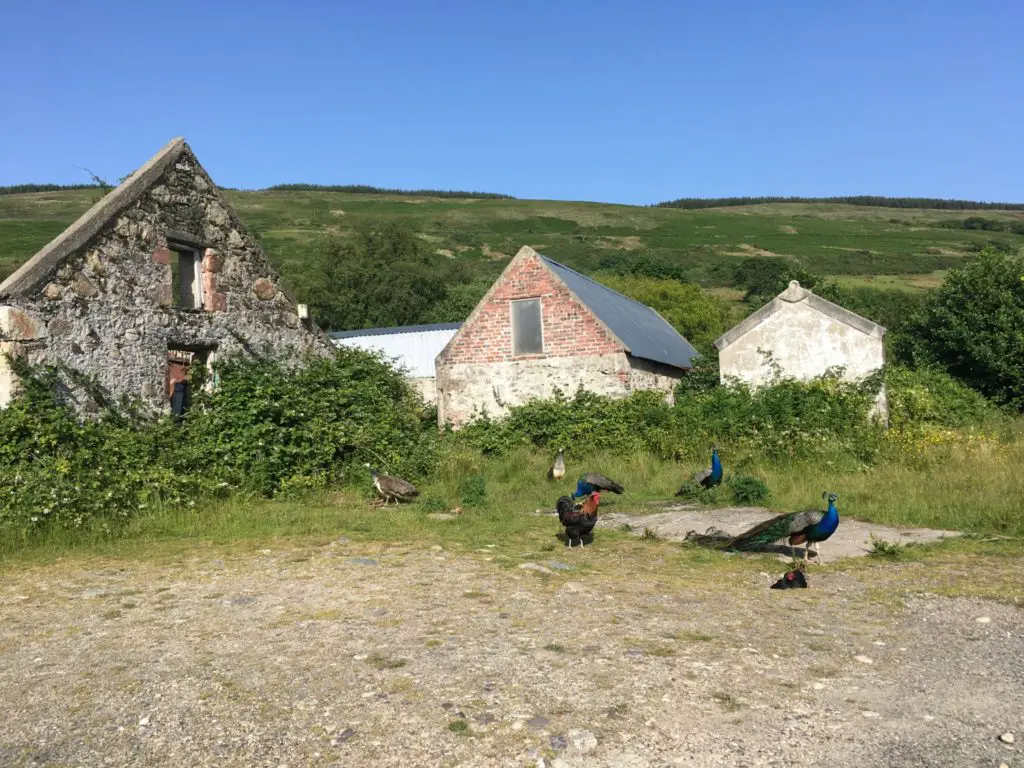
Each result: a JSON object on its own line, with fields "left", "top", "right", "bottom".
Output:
{"left": 365, "top": 653, "right": 408, "bottom": 671}
{"left": 447, "top": 719, "right": 469, "bottom": 735}
{"left": 3, "top": 429, "right": 1024, "bottom": 569}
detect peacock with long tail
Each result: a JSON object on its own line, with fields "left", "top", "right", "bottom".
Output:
{"left": 548, "top": 449, "right": 566, "bottom": 481}
{"left": 556, "top": 492, "right": 601, "bottom": 547}
{"left": 573, "top": 472, "right": 624, "bottom": 498}
{"left": 686, "top": 492, "right": 840, "bottom": 563}
{"left": 678, "top": 447, "right": 722, "bottom": 494}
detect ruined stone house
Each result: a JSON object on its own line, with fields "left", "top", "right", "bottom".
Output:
{"left": 436, "top": 246, "right": 699, "bottom": 428}
{"left": 714, "top": 280, "right": 887, "bottom": 415}
{"left": 0, "top": 138, "right": 333, "bottom": 413}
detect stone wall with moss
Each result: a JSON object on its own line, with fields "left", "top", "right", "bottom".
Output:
{"left": 0, "top": 144, "right": 332, "bottom": 413}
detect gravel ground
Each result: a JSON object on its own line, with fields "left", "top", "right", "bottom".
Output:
{"left": 1, "top": 538, "right": 1021, "bottom": 768}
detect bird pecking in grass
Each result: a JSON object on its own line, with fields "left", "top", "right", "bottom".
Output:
{"left": 364, "top": 464, "right": 419, "bottom": 505}
{"left": 556, "top": 491, "right": 601, "bottom": 548}
{"left": 573, "top": 472, "right": 624, "bottom": 498}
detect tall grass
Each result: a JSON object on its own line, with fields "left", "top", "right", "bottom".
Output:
{"left": 5, "top": 432, "right": 1022, "bottom": 567}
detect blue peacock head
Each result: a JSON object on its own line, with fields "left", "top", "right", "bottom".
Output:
{"left": 364, "top": 463, "right": 379, "bottom": 477}
{"left": 822, "top": 491, "right": 838, "bottom": 505}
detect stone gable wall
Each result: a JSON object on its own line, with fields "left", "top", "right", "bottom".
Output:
{"left": 718, "top": 299, "right": 888, "bottom": 421}
{"left": 718, "top": 300, "right": 885, "bottom": 387}
{"left": 0, "top": 148, "right": 333, "bottom": 412}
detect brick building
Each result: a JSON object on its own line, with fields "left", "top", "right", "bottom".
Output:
{"left": 0, "top": 137, "right": 333, "bottom": 414}
{"left": 435, "top": 246, "right": 698, "bottom": 428}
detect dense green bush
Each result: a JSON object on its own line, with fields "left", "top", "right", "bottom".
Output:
{"left": 181, "top": 347, "right": 436, "bottom": 495}
{"left": 732, "top": 257, "right": 819, "bottom": 305}
{"left": 728, "top": 475, "right": 771, "bottom": 505}
{"left": 0, "top": 362, "right": 207, "bottom": 532}
{"left": 460, "top": 372, "right": 884, "bottom": 463}
{"left": 900, "top": 247, "right": 1024, "bottom": 409}
{"left": 295, "top": 225, "right": 451, "bottom": 331}
{"left": 884, "top": 365, "right": 999, "bottom": 431}
{"left": 0, "top": 348, "right": 436, "bottom": 534}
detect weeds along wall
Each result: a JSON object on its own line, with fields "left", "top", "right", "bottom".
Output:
{"left": 458, "top": 365, "right": 1007, "bottom": 463}
{"left": 0, "top": 347, "right": 438, "bottom": 535}
{"left": 458, "top": 377, "right": 885, "bottom": 462}
{"left": 0, "top": 342, "right": 1008, "bottom": 539}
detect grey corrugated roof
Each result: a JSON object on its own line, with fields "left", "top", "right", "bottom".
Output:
{"left": 328, "top": 322, "right": 462, "bottom": 339}
{"left": 540, "top": 256, "right": 699, "bottom": 370}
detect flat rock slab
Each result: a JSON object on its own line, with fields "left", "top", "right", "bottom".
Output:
{"left": 599, "top": 504, "right": 961, "bottom": 560}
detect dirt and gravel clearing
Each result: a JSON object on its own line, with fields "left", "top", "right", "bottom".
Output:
{"left": 600, "top": 505, "right": 962, "bottom": 561}
{"left": 1, "top": 538, "right": 1021, "bottom": 768}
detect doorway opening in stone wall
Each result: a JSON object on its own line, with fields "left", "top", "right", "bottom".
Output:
{"left": 169, "top": 243, "right": 204, "bottom": 309}
{"left": 166, "top": 346, "right": 217, "bottom": 418}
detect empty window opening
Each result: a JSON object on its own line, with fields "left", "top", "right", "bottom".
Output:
{"left": 511, "top": 298, "right": 544, "bottom": 356}
{"left": 169, "top": 244, "right": 203, "bottom": 308}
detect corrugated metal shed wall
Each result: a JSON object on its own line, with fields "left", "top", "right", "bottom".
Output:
{"left": 331, "top": 328, "right": 459, "bottom": 377}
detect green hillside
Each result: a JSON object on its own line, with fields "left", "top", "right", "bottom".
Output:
{"left": 2, "top": 187, "right": 1022, "bottom": 324}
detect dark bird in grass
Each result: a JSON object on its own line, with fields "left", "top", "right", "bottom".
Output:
{"left": 556, "top": 492, "right": 600, "bottom": 548}
{"left": 770, "top": 568, "right": 808, "bottom": 589}
{"left": 547, "top": 449, "right": 566, "bottom": 481}
{"left": 683, "top": 446, "right": 723, "bottom": 493}
{"left": 729, "top": 492, "right": 840, "bottom": 563}
{"left": 364, "top": 464, "right": 419, "bottom": 505}
{"left": 573, "top": 472, "right": 624, "bottom": 498}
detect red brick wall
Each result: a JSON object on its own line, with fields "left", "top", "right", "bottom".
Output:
{"left": 440, "top": 251, "right": 622, "bottom": 364}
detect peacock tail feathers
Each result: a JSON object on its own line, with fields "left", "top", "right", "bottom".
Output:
{"left": 683, "top": 527, "right": 733, "bottom": 548}
{"left": 727, "top": 511, "right": 817, "bottom": 551}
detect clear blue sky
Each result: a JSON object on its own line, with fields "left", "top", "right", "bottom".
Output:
{"left": 1, "top": 1, "right": 1021, "bottom": 205}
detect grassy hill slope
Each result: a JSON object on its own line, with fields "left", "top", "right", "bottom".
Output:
{"left": 2, "top": 187, "right": 1023, "bottom": 298}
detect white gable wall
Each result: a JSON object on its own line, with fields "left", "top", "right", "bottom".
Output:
{"left": 719, "top": 300, "right": 884, "bottom": 388}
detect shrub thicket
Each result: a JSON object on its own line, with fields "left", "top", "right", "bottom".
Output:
{"left": 728, "top": 475, "right": 771, "bottom": 505}
{"left": 459, "top": 372, "right": 884, "bottom": 463}
{"left": 0, "top": 348, "right": 436, "bottom": 535}
{"left": 900, "top": 247, "right": 1024, "bottom": 410}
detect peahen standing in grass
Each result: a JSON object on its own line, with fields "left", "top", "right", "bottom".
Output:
{"left": 678, "top": 447, "right": 722, "bottom": 495}
{"left": 573, "top": 473, "right": 624, "bottom": 498}
{"left": 730, "top": 492, "right": 840, "bottom": 562}
{"left": 556, "top": 492, "right": 601, "bottom": 547}
{"left": 548, "top": 449, "right": 566, "bottom": 481}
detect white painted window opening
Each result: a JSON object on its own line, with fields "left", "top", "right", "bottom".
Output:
{"left": 511, "top": 298, "right": 544, "bottom": 356}
{"left": 169, "top": 243, "right": 204, "bottom": 308}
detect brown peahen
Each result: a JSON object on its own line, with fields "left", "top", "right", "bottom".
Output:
{"left": 364, "top": 464, "right": 419, "bottom": 505}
